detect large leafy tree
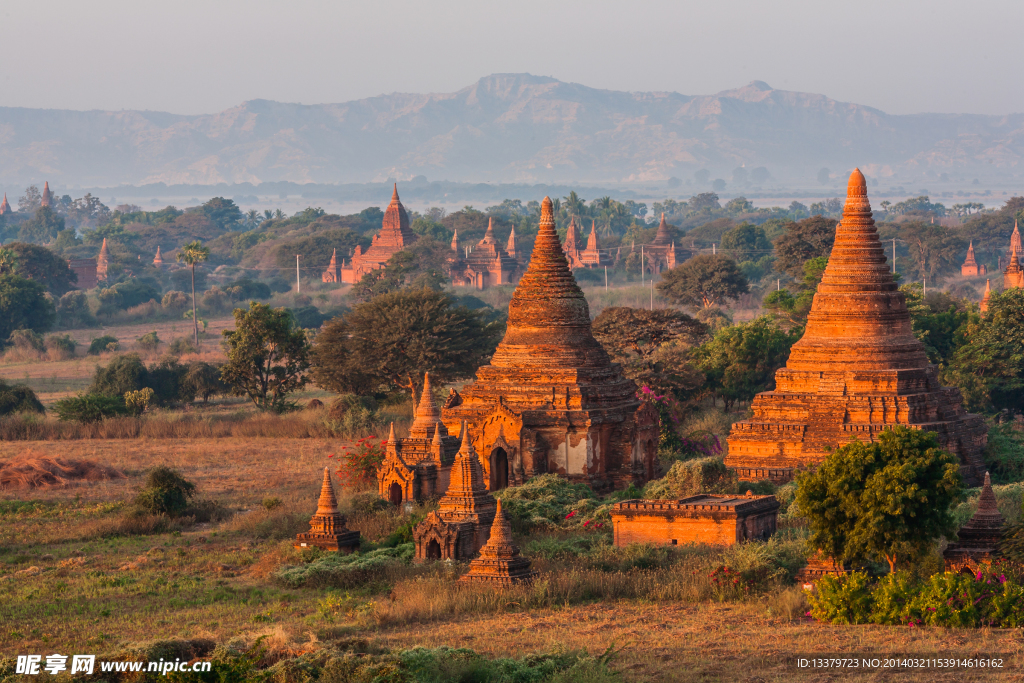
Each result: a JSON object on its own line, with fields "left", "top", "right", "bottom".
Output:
{"left": 720, "top": 222, "right": 771, "bottom": 254}
{"left": 592, "top": 307, "right": 707, "bottom": 395}
{"left": 761, "top": 256, "right": 828, "bottom": 326}
{"left": 18, "top": 207, "right": 66, "bottom": 244}
{"left": 176, "top": 241, "right": 210, "bottom": 347}
{"left": 200, "top": 197, "right": 243, "bottom": 231}
{"left": 4, "top": 242, "right": 78, "bottom": 296}
{"left": 350, "top": 239, "right": 450, "bottom": 302}
{"left": 0, "top": 274, "right": 55, "bottom": 340}
{"left": 795, "top": 427, "right": 961, "bottom": 573}
{"left": 772, "top": 216, "right": 837, "bottom": 278}
{"left": 944, "top": 288, "right": 1024, "bottom": 412}
{"left": 876, "top": 221, "right": 967, "bottom": 282}
{"left": 657, "top": 254, "right": 749, "bottom": 309}
{"left": 311, "top": 288, "right": 501, "bottom": 396}
{"left": 221, "top": 303, "right": 311, "bottom": 412}
{"left": 691, "top": 315, "right": 797, "bottom": 408}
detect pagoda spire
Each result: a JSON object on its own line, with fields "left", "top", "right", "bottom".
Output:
{"left": 328, "top": 248, "right": 337, "bottom": 267}
{"left": 0, "top": 193, "right": 10, "bottom": 215}
{"left": 586, "top": 220, "right": 599, "bottom": 251}
{"left": 451, "top": 228, "right": 460, "bottom": 253}
{"left": 507, "top": 225, "right": 518, "bottom": 258}
{"left": 981, "top": 278, "right": 992, "bottom": 315}
{"left": 40, "top": 181, "right": 52, "bottom": 207}
{"left": 785, "top": 168, "right": 927, "bottom": 371}
{"left": 408, "top": 372, "right": 447, "bottom": 439}
{"left": 316, "top": 466, "right": 339, "bottom": 515}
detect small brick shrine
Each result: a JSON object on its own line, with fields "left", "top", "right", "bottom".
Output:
{"left": 611, "top": 493, "right": 779, "bottom": 547}
{"left": 413, "top": 423, "right": 497, "bottom": 562}
{"left": 460, "top": 499, "right": 537, "bottom": 586}
{"left": 726, "top": 169, "right": 987, "bottom": 485}
{"left": 944, "top": 472, "right": 1005, "bottom": 574}
{"left": 294, "top": 468, "right": 360, "bottom": 553}
{"left": 442, "top": 196, "right": 660, "bottom": 493}
{"left": 377, "top": 372, "right": 461, "bottom": 505}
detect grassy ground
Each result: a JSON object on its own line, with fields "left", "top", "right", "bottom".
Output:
{"left": 2, "top": 439, "right": 1022, "bottom": 682}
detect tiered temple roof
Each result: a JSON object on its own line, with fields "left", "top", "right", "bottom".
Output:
{"left": 944, "top": 472, "right": 1005, "bottom": 573}
{"left": 442, "top": 196, "right": 660, "bottom": 492}
{"left": 459, "top": 499, "right": 537, "bottom": 586}
{"left": 342, "top": 185, "right": 416, "bottom": 283}
{"left": 294, "top": 468, "right": 360, "bottom": 553}
{"left": 322, "top": 249, "right": 341, "bottom": 283}
{"left": 449, "top": 218, "right": 522, "bottom": 289}
{"left": 726, "top": 169, "right": 987, "bottom": 485}
{"left": 153, "top": 246, "right": 164, "bottom": 267}
{"left": 0, "top": 194, "right": 11, "bottom": 215}
{"left": 961, "top": 241, "right": 986, "bottom": 277}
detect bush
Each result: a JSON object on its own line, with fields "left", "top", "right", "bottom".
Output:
{"left": 985, "top": 421, "right": 1024, "bottom": 483}
{"left": 807, "top": 571, "right": 875, "bottom": 625}
{"left": 44, "top": 334, "right": 77, "bottom": 359}
{"left": 90, "top": 353, "right": 147, "bottom": 396}
{"left": 161, "top": 290, "right": 189, "bottom": 312}
{"left": 168, "top": 336, "right": 198, "bottom": 355}
{"left": 274, "top": 543, "right": 414, "bottom": 588}
{"left": 182, "top": 361, "right": 226, "bottom": 403}
{"left": 642, "top": 456, "right": 738, "bottom": 499}
{"left": 225, "top": 277, "right": 272, "bottom": 301}
{"left": 200, "top": 286, "right": 231, "bottom": 314}
{"left": 496, "top": 474, "right": 599, "bottom": 532}
{"left": 88, "top": 335, "right": 119, "bottom": 355}
{"left": 124, "top": 388, "right": 155, "bottom": 416}
{"left": 54, "top": 291, "right": 97, "bottom": 329}
{"left": 7, "top": 328, "right": 44, "bottom": 352}
{"left": 0, "top": 380, "right": 45, "bottom": 415}
{"left": 134, "top": 466, "right": 196, "bottom": 517}
{"left": 136, "top": 331, "right": 161, "bottom": 352}
{"left": 52, "top": 394, "right": 128, "bottom": 423}
{"left": 289, "top": 305, "right": 328, "bottom": 329}
{"left": 335, "top": 437, "right": 386, "bottom": 489}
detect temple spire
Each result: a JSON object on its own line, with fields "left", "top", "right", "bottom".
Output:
{"left": 316, "top": 467, "right": 339, "bottom": 515}
{"left": 451, "top": 228, "right": 460, "bottom": 253}
{"left": 391, "top": 183, "right": 399, "bottom": 203}
{"left": 0, "top": 193, "right": 10, "bottom": 215}
{"left": 507, "top": 225, "right": 517, "bottom": 257}
{"left": 409, "top": 372, "right": 446, "bottom": 439}
{"left": 587, "top": 220, "right": 599, "bottom": 251}
{"left": 40, "top": 181, "right": 52, "bottom": 207}
{"left": 328, "top": 248, "right": 337, "bottom": 266}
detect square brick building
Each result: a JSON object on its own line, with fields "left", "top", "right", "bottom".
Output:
{"left": 611, "top": 494, "right": 779, "bottom": 547}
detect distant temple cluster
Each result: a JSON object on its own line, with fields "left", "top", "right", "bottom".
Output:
{"left": 966, "top": 220, "right": 1023, "bottom": 314}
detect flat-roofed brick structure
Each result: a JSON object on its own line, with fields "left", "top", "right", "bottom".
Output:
{"left": 611, "top": 493, "right": 779, "bottom": 547}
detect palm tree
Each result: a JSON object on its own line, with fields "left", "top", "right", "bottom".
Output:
{"left": 264, "top": 209, "right": 274, "bottom": 220}
{"left": 563, "top": 191, "right": 586, "bottom": 222}
{"left": 274, "top": 209, "right": 285, "bottom": 220}
{"left": 245, "top": 209, "right": 260, "bottom": 228}
{"left": 176, "top": 240, "right": 210, "bottom": 347}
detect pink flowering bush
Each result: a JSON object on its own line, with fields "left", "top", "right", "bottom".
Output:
{"left": 334, "top": 436, "right": 386, "bottom": 490}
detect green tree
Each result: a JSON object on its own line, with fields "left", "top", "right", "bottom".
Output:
{"left": 0, "top": 247, "right": 16, "bottom": 274}
{"left": 772, "top": 216, "right": 837, "bottom": 278}
{"left": 221, "top": 302, "right": 311, "bottom": 412}
{"left": 350, "top": 239, "right": 450, "bottom": 302}
{"left": 795, "top": 427, "right": 961, "bottom": 573}
{"left": 944, "top": 288, "right": 1024, "bottom": 412}
{"left": 200, "top": 197, "right": 243, "bottom": 231}
{"left": 592, "top": 307, "right": 707, "bottom": 395}
{"left": 18, "top": 207, "right": 66, "bottom": 244}
{"left": 311, "top": 289, "right": 501, "bottom": 396}
{"left": 720, "top": 222, "right": 770, "bottom": 254}
{"left": 657, "top": 254, "right": 749, "bottom": 309}
{"left": 691, "top": 316, "right": 797, "bottom": 408}
{"left": 5, "top": 242, "right": 78, "bottom": 296}
{"left": 0, "top": 274, "right": 55, "bottom": 340}
{"left": 0, "top": 379, "right": 45, "bottom": 415}
{"left": 176, "top": 240, "right": 210, "bottom": 347}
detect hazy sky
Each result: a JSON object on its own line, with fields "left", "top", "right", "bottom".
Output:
{"left": 2, "top": 0, "right": 1020, "bottom": 116}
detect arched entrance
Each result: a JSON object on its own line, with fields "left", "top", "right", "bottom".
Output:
{"left": 388, "top": 482, "right": 403, "bottom": 506}
{"left": 491, "top": 447, "right": 509, "bottom": 490}
{"left": 427, "top": 539, "right": 441, "bottom": 560}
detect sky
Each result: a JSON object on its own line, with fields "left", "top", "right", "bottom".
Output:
{"left": 1, "top": 0, "right": 1021, "bottom": 116}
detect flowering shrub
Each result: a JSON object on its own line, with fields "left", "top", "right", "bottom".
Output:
{"left": 708, "top": 565, "right": 757, "bottom": 602}
{"left": 808, "top": 565, "right": 1024, "bottom": 627}
{"left": 333, "top": 437, "right": 386, "bottom": 490}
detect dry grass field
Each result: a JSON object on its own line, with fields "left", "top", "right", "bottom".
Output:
{"left": 2, "top": 438, "right": 1022, "bottom": 682}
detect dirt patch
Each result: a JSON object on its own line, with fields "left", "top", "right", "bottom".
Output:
{"left": 0, "top": 453, "right": 126, "bottom": 489}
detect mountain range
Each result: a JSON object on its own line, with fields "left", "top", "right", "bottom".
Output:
{"left": 1, "top": 73, "right": 1022, "bottom": 188}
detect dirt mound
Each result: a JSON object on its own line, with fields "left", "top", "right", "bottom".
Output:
{"left": 0, "top": 455, "right": 126, "bottom": 490}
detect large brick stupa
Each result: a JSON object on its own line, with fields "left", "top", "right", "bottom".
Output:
{"left": 726, "top": 169, "right": 987, "bottom": 485}
{"left": 442, "top": 196, "right": 660, "bottom": 493}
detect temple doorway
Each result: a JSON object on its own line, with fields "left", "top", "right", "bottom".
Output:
{"left": 388, "top": 483, "right": 403, "bottom": 506}
{"left": 427, "top": 539, "right": 441, "bottom": 560}
{"left": 491, "top": 447, "right": 509, "bottom": 490}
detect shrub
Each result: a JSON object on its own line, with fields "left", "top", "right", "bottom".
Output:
{"left": 496, "top": 474, "right": 599, "bottom": 532}
{"left": 182, "top": 361, "right": 226, "bottom": 403}
{"left": 168, "top": 336, "right": 198, "bottom": 355}
{"left": 88, "top": 335, "right": 119, "bottom": 355}
{"left": 161, "top": 290, "right": 189, "bottom": 312}
{"left": 136, "top": 331, "right": 160, "bottom": 351}
{"left": 145, "top": 357, "right": 189, "bottom": 405}
{"left": 124, "top": 388, "right": 155, "bottom": 416}
{"left": 225, "top": 277, "right": 271, "bottom": 301}
{"left": 134, "top": 466, "right": 196, "bottom": 517}
{"left": 985, "top": 421, "right": 1024, "bottom": 483}
{"left": 642, "top": 456, "right": 737, "bottom": 499}
{"left": 0, "top": 380, "right": 45, "bottom": 415}
{"left": 44, "top": 334, "right": 77, "bottom": 359}
{"left": 90, "top": 353, "right": 147, "bottom": 396}
{"left": 200, "top": 286, "right": 231, "bottom": 314}
{"left": 7, "top": 328, "right": 44, "bottom": 352}
{"left": 55, "top": 290, "right": 98, "bottom": 329}
{"left": 807, "top": 571, "right": 875, "bottom": 625}
{"left": 52, "top": 394, "right": 128, "bottom": 423}
{"left": 334, "top": 437, "right": 386, "bottom": 489}
{"left": 274, "top": 543, "right": 414, "bottom": 588}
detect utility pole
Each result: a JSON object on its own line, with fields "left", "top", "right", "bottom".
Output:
{"left": 892, "top": 238, "right": 896, "bottom": 274}
{"left": 713, "top": 243, "right": 716, "bottom": 255}
{"left": 296, "top": 255, "right": 300, "bottom": 293}
{"left": 641, "top": 245, "right": 644, "bottom": 287}
{"left": 604, "top": 265, "right": 608, "bottom": 291}
{"left": 777, "top": 279, "right": 780, "bottom": 291}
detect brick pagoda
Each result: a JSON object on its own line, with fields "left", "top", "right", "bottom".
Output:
{"left": 944, "top": 472, "right": 1005, "bottom": 574}
{"left": 726, "top": 169, "right": 987, "bottom": 485}
{"left": 611, "top": 493, "right": 779, "bottom": 547}
{"left": 961, "top": 241, "right": 986, "bottom": 277}
{"left": 564, "top": 218, "right": 610, "bottom": 269}
{"left": 339, "top": 185, "right": 417, "bottom": 283}
{"left": 449, "top": 218, "right": 523, "bottom": 289}
{"left": 459, "top": 499, "right": 537, "bottom": 586}
{"left": 413, "top": 423, "right": 497, "bottom": 561}
{"left": 321, "top": 249, "right": 341, "bottom": 283}
{"left": 0, "top": 194, "right": 11, "bottom": 215}
{"left": 643, "top": 213, "right": 681, "bottom": 274}
{"left": 442, "top": 196, "right": 660, "bottom": 493}
{"left": 377, "top": 373, "right": 461, "bottom": 505}
{"left": 294, "top": 468, "right": 360, "bottom": 553}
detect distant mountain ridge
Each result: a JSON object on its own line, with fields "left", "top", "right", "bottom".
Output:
{"left": 0, "top": 73, "right": 1021, "bottom": 187}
